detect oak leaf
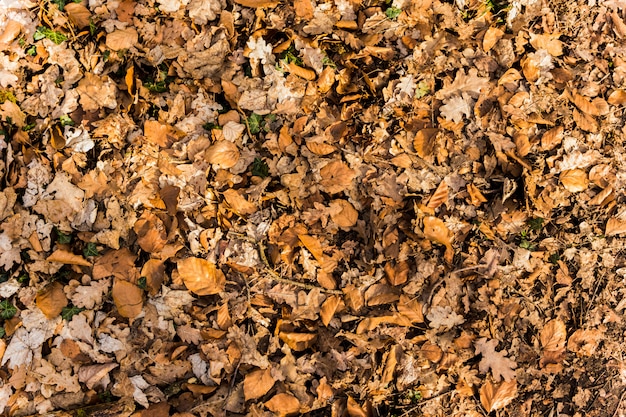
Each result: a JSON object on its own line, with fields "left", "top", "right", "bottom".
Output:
{"left": 177, "top": 257, "right": 225, "bottom": 296}
{"left": 480, "top": 379, "right": 517, "bottom": 412}
{"left": 567, "top": 329, "right": 602, "bottom": 356}
{"left": 243, "top": 368, "right": 275, "bottom": 401}
{"left": 475, "top": 338, "right": 517, "bottom": 382}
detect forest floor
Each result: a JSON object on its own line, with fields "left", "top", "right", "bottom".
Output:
{"left": 1, "top": 0, "right": 626, "bottom": 416}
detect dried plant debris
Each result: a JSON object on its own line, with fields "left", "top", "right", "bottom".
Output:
{"left": 1, "top": 0, "right": 626, "bottom": 416}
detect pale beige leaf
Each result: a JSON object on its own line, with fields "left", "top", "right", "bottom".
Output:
{"left": 106, "top": 28, "right": 138, "bottom": 51}
{"left": 177, "top": 257, "right": 225, "bottom": 296}
{"left": 222, "top": 189, "right": 257, "bottom": 215}
{"left": 319, "top": 160, "right": 355, "bottom": 194}
{"left": 244, "top": 368, "right": 275, "bottom": 401}
{"left": 205, "top": 141, "right": 240, "bottom": 169}
{"left": 36, "top": 282, "right": 68, "bottom": 319}
{"left": 47, "top": 249, "right": 92, "bottom": 267}
{"left": 480, "top": 379, "right": 517, "bottom": 412}
{"left": 567, "top": 329, "right": 602, "bottom": 356}
{"left": 475, "top": 338, "right": 517, "bottom": 382}
{"left": 265, "top": 392, "right": 300, "bottom": 416}
{"left": 541, "top": 319, "right": 567, "bottom": 352}
{"left": 560, "top": 169, "right": 588, "bottom": 193}
{"left": 112, "top": 279, "right": 143, "bottom": 318}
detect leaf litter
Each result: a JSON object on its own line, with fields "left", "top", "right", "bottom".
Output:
{"left": 0, "top": 0, "right": 626, "bottom": 416}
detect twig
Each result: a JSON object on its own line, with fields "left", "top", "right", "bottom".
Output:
{"left": 613, "top": 389, "right": 626, "bottom": 417}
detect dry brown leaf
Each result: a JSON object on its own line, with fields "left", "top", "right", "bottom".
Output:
{"left": 413, "top": 128, "right": 438, "bottom": 160}
{"left": 317, "top": 66, "right": 335, "bottom": 93}
{"left": 177, "top": 257, "right": 226, "bottom": 295}
{"left": 423, "top": 216, "right": 454, "bottom": 263}
{"left": 36, "top": 282, "right": 68, "bottom": 319}
{"left": 141, "top": 259, "right": 165, "bottom": 295}
{"left": 426, "top": 180, "right": 448, "bottom": 209}
{"left": 112, "top": 278, "right": 143, "bottom": 318}
{"left": 572, "top": 109, "right": 598, "bottom": 133}
{"left": 320, "top": 295, "right": 341, "bottom": 326}
{"left": 397, "top": 295, "right": 424, "bottom": 324}
{"left": 65, "top": 3, "right": 92, "bottom": 29}
{"left": 329, "top": 199, "right": 358, "bottom": 228}
{"left": 264, "top": 392, "right": 300, "bottom": 416}
{"left": 347, "top": 396, "right": 368, "bottom": 417}
{"left": 306, "top": 140, "right": 336, "bottom": 156}
{"left": 560, "top": 169, "right": 588, "bottom": 193}
{"left": 278, "top": 332, "right": 317, "bottom": 351}
{"left": 319, "top": 160, "right": 355, "bottom": 194}
{"left": 571, "top": 92, "right": 609, "bottom": 116}
{"left": 106, "top": 27, "right": 138, "bottom": 51}
{"left": 384, "top": 260, "right": 409, "bottom": 286}
{"left": 217, "top": 302, "right": 232, "bottom": 330}
{"left": 606, "top": 217, "right": 626, "bottom": 236}
{"left": 284, "top": 62, "right": 316, "bottom": 80}
{"left": 47, "top": 249, "right": 92, "bottom": 267}
{"left": 541, "top": 126, "right": 563, "bottom": 151}
{"left": 222, "top": 189, "right": 257, "bottom": 215}
{"left": 0, "top": 20, "right": 21, "bottom": 45}
{"left": 483, "top": 26, "right": 504, "bottom": 52}
{"left": 480, "top": 379, "right": 517, "bottom": 412}
{"left": 134, "top": 211, "right": 167, "bottom": 254}
{"left": 541, "top": 319, "right": 567, "bottom": 352}
{"left": 608, "top": 89, "right": 626, "bottom": 105}
{"left": 243, "top": 368, "right": 275, "bottom": 401}
{"left": 205, "top": 141, "right": 240, "bottom": 169}
{"left": 567, "top": 329, "right": 603, "bottom": 356}
{"left": 421, "top": 341, "right": 443, "bottom": 363}
{"left": 233, "top": 0, "right": 279, "bottom": 7}
{"left": 93, "top": 248, "right": 137, "bottom": 280}
{"left": 382, "top": 344, "right": 402, "bottom": 385}
{"left": 467, "top": 183, "right": 487, "bottom": 206}
{"left": 298, "top": 234, "right": 324, "bottom": 263}
{"left": 144, "top": 120, "right": 177, "bottom": 148}
{"left": 530, "top": 33, "right": 563, "bottom": 56}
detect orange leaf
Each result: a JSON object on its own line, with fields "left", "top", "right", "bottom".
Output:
{"left": 222, "top": 189, "right": 257, "bottom": 215}
{"left": 244, "top": 368, "right": 275, "bottom": 401}
{"left": 319, "top": 160, "right": 355, "bottom": 194}
{"left": 233, "top": 0, "right": 279, "bottom": 7}
{"left": 284, "top": 62, "right": 316, "bottom": 80}
{"left": 278, "top": 332, "right": 317, "bottom": 351}
{"left": 571, "top": 92, "right": 609, "bottom": 116}
{"left": 397, "top": 295, "right": 424, "bottom": 324}
{"left": 298, "top": 234, "right": 324, "bottom": 263}
{"left": 46, "top": 249, "right": 91, "bottom": 267}
{"left": 480, "top": 379, "right": 517, "bottom": 412}
{"left": 413, "top": 128, "right": 438, "bottom": 160}
{"left": 540, "top": 126, "right": 563, "bottom": 151}
{"left": 320, "top": 295, "right": 341, "bottom": 327}
{"left": 144, "top": 120, "right": 176, "bottom": 148}
{"left": 112, "top": 279, "right": 143, "bottom": 318}
{"left": 608, "top": 89, "right": 626, "bottom": 105}
{"left": 36, "top": 282, "right": 68, "bottom": 319}
{"left": 606, "top": 217, "right": 626, "bottom": 236}
{"left": 264, "top": 392, "right": 300, "bottom": 417}
{"left": 329, "top": 199, "right": 358, "bottom": 228}
{"left": 105, "top": 27, "right": 138, "bottom": 51}
{"left": 560, "top": 169, "right": 588, "bottom": 193}
{"left": 177, "top": 257, "right": 225, "bottom": 296}
{"left": 567, "top": 329, "right": 602, "bottom": 356}
{"left": 426, "top": 179, "right": 448, "bottom": 209}
{"left": 483, "top": 26, "right": 504, "bottom": 52}
{"left": 141, "top": 259, "right": 165, "bottom": 296}
{"left": 204, "top": 141, "right": 240, "bottom": 169}
{"left": 134, "top": 211, "right": 167, "bottom": 253}
{"left": 347, "top": 396, "right": 368, "bottom": 417}
{"left": 64, "top": 2, "right": 92, "bottom": 29}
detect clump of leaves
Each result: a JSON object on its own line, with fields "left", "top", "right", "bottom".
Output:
{"left": 0, "top": 300, "right": 17, "bottom": 320}
{"left": 202, "top": 122, "right": 222, "bottom": 131}
{"left": 137, "top": 276, "right": 147, "bottom": 290}
{"left": 405, "top": 388, "right": 422, "bottom": 403}
{"left": 0, "top": 90, "right": 17, "bottom": 104}
{"left": 251, "top": 158, "right": 270, "bottom": 178}
{"left": 385, "top": 7, "right": 402, "bottom": 19}
{"left": 248, "top": 113, "right": 276, "bottom": 134}
{"left": 279, "top": 45, "right": 303, "bottom": 66}
{"left": 527, "top": 217, "right": 544, "bottom": 231}
{"left": 59, "top": 115, "right": 74, "bottom": 126}
{"left": 144, "top": 65, "right": 174, "bottom": 93}
{"left": 55, "top": 228, "right": 72, "bottom": 244}
{"left": 34, "top": 26, "right": 67, "bottom": 45}
{"left": 518, "top": 230, "right": 535, "bottom": 251}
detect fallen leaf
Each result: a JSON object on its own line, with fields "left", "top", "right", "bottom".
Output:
{"left": 222, "top": 189, "right": 257, "bottom": 215}
{"left": 541, "top": 319, "right": 567, "bottom": 352}
{"left": 480, "top": 379, "right": 517, "bottom": 412}
{"left": 46, "top": 249, "right": 92, "bottom": 267}
{"left": 423, "top": 216, "right": 454, "bottom": 263}
{"left": 560, "top": 169, "right": 588, "bottom": 192}
{"left": 483, "top": 27, "right": 504, "bottom": 52}
{"left": 319, "top": 160, "right": 356, "bottom": 194}
{"left": 320, "top": 295, "right": 341, "bottom": 326}
{"left": 65, "top": 3, "right": 92, "bottom": 29}
{"left": 177, "top": 257, "right": 226, "bottom": 295}
{"left": 36, "top": 282, "right": 68, "bottom": 319}
{"left": 106, "top": 28, "right": 139, "bottom": 51}
{"left": 475, "top": 338, "right": 517, "bottom": 382}
{"left": 244, "top": 368, "right": 275, "bottom": 401}
{"left": 606, "top": 217, "right": 626, "bottom": 236}
{"left": 298, "top": 234, "right": 324, "bottom": 263}
{"left": 234, "top": 0, "right": 280, "bottom": 7}
{"left": 567, "top": 329, "right": 602, "bottom": 356}
{"left": 112, "top": 279, "right": 143, "bottom": 318}
{"left": 264, "top": 392, "right": 300, "bottom": 416}
{"left": 278, "top": 332, "right": 317, "bottom": 351}
{"left": 134, "top": 211, "right": 167, "bottom": 253}
{"left": 205, "top": 141, "right": 240, "bottom": 169}
{"left": 329, "top": 199, "right": 358, "bottom": 228}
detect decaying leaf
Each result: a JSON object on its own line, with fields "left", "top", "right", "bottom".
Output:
{"left": 177, "top": 257, "right": 226, "bottom": 295}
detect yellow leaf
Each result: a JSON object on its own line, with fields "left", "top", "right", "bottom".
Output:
{"left": 244, "top": 368, "right": 275, "bottom": 401}
{"left": 46, "top": 249, "right": 92, "bottom": 267}
{"left": 112, "top": 279, "right": 143, "bottom": 318}
{"left": 480, "top": 379, "right": 517, "bottom": 412}
{"left": 177, "top": 257, "right": 225, "bottom": 296}
{"left": 264, "top": 392, "right": 300, "bottom": 417}
{"left": 36, "top": 282, "right": 68, "bottom": 319}
{"left": 298, "top": 234, "right": 324, "bottom": 263}
{"left": 560, "top": 169, "right": 588, "bottom": 193}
